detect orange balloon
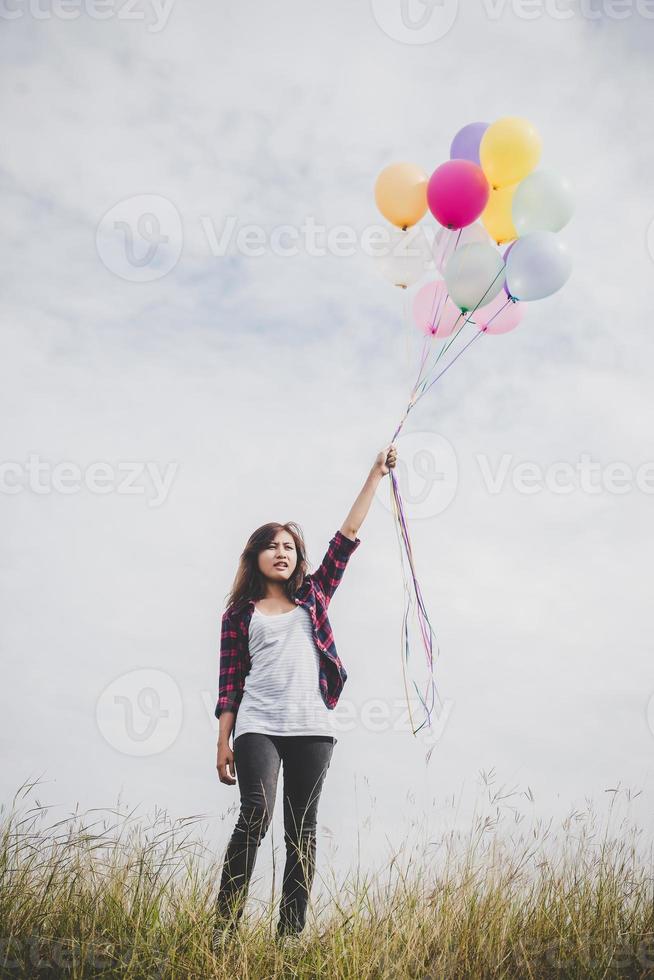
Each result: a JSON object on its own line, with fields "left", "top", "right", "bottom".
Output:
{"left": 374, "top": 162, "right": 428, "bottom": 229}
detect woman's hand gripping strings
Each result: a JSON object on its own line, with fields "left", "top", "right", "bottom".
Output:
{"left": 375, "top": 443, "right": 398, "bottom": 476}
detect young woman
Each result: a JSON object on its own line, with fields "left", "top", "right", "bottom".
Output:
{"left": 213, "top": 443, "right": 397, "bottom": 950}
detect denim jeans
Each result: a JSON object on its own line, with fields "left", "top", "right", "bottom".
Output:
{"left": 215, "top": 732, "right": 335, "bottom": 936}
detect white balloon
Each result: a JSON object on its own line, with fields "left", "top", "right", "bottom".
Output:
{"left": 444, "top": 242, "right": 506, "bottom": 312}
{"left": 512, "top": 170, "right": 575, "bottom": 235}
{"left": 374, "top": 226, "right": 432, "bottom": 288}
{"left": 432, "top": 222, "right": 493, "bottom": 273}
{"left": 506, "top": 231, "right": 572, "bottom": 301}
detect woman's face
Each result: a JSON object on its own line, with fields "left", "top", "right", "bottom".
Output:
{"left": 257, "top": 530, "right": 298, "bottom": 582}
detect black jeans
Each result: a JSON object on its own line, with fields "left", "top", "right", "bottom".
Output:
{"left": 215, "top": 732, "right": 335, "bottom": 936}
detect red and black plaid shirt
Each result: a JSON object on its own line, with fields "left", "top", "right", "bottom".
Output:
{"left": 215, "top": 529, "right": 361, "bottom": 719}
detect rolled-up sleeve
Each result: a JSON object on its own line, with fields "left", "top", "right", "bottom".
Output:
{"left": 309, "top": 529, "right": 361, "bottom": 605}
{"left": 214, "top": 611, "right": 246, "bottom": 719}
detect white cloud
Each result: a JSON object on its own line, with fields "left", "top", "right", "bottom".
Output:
{"left": 1, "top": 0, "right": 654, "bottom": 880}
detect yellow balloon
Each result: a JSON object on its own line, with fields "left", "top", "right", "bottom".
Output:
{"left": 374, "top": 162, "right": 428, "bottom": 229}
{"left": 480, "top": 117, "right": 542, "bottom": 190}
{"left": 481, "top": 184, "right": 518, "bottom": 245}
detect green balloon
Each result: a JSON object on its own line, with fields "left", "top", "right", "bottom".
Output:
{"left": 444, "top": 243, "right": 506, "bottom": 313}
{"left": 513, "top": 170, "right": 575, "bottom": 236}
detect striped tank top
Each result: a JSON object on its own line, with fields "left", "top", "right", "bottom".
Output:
{"left": 233, "top": 604, "right": 338, "bottom": 743}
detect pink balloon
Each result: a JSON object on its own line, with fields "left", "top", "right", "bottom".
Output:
{"left": 427, "top": 160, "right": 490, "bottom": 230}
{"left": 474, "top": 291, "right": 523, "bottom": 335}
{"left": 413, "top": 281, "right": 463, "bottom": 338}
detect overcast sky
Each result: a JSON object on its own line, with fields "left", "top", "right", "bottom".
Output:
{"left": 1, "top": 0, "right": 653, "bottom": 899}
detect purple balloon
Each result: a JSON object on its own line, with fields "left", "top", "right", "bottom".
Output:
{"left": 450, "top": 122, "right": 489, "bottom": 166}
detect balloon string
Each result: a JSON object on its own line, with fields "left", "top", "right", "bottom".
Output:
{"left": 434, "top": 227, "right": 463, "bottom": 273}
{"left": 413, "top": 267, "right": 508, "bottom": 406}
{"left": 425, "top": 228, "right": 462, "bottom": 338}
{"left": 388, "top": 269, "right": 511, "bottom": 739}
{"left": 419, "top": 328, "right": 484, "bottom": 396}
{"left": 391, "top": 332, "right": 435, "bottom": 442}
{"left": 394, "top": 250, "right": 503, "bottom": 442}
{"left": 417, "top": 295, "right": 511, "bottom": 402}
{"left": 389, "top": 462, "right": 440, "bottom": 734}
{"left": 391, "top": 471, "right": 440, "bottom": 731}
{"left": 402, "top": 284, "right": 412, "bottom": 376}
{"left": 394, "top": 260, "right": 508, "bottom": 462}
{"left": 390, "top": 471, "right": 420, "bottom": 735}
{"left": 391, "top": 424, "right": 438, "bottom": 735}
{"left": 429, "top": 264, "right": 507, "bottom": 363}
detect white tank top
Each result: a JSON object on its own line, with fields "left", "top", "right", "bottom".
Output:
{"left": 233, "top": 604, "right": 338, "bottom": 744}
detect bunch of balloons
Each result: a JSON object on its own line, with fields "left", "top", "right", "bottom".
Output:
{"left": 374, "top": 116, "right": 573, "bottom": 319}
{"left": 372, "top": 117, "right": 574, "bottom": 742}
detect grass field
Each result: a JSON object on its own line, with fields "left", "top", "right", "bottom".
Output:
{"left": 1, "top": 778, "right": 653, "bottom": 978}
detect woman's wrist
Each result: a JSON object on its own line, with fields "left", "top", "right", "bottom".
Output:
{"left": 218, "top": 712, "right": 235, "bottom": 745}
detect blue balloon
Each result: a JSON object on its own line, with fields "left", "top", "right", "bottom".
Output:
{"left": 505, "top": 231, "right": 572, "bottom": 302}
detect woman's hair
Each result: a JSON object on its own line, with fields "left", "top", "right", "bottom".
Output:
{"left": 224, "top": 521, "right": 309, "bottom": 611}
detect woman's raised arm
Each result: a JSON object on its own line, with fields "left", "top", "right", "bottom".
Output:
{"left": 340, "top": 443, "right": 397, "bottom": 540}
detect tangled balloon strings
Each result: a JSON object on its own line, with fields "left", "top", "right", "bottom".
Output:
{"left": 388, "top": 262, "right": 512, "bottom": 737}
{"left": 374, "top": 117, "right": 573, "bottom": 744}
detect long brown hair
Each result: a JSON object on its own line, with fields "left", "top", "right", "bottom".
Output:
{"left": 224, "top": 522, "right": 309, "bottom": 612}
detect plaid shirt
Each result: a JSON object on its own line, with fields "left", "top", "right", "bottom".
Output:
{"left": 215, "top": 529, "right": 361, "bottom": 719}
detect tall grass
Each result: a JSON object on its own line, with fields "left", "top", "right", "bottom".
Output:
{"left": 1, "top": 776, "right": 652, "bottom": 978}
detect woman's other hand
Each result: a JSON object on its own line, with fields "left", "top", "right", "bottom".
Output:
{"left": 217, "top": 739, "right": 237, "bottom": 785}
